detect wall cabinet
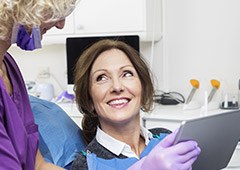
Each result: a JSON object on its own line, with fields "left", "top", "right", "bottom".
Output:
{"left": 43, "top": 0, "right": 161, "bottom": 44}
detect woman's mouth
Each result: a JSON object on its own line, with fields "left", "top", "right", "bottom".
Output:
{"left": 107, "top": 98, "right": 130, "bottom": 108}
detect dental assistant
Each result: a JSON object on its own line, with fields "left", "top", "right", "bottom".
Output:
{"left": 0, "top": 0, "right": 76, "bottom": 169}
{"left": 71, "top": 39, "right": 201, "bottom": 170}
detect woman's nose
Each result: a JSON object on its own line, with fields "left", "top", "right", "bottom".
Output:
{"left": 55, "top": 19, "right": 65, "bottom": 29}
{"left": 111, "top": 78, "right": 124, "bottom": 93}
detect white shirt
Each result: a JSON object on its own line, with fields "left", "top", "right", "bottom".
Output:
{"left": 96, "top": 126, "right": 153, "bottom": 159}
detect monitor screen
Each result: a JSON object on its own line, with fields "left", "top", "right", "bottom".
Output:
{"left": 66, "top": 35, "right": 140, "bottom": 91}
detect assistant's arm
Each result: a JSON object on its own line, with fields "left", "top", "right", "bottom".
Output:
{"left": 35, "top": 149, "right": 65, "bottom": 170}
{"left": 128, "top": 129, "right": 201, "bottom": 170}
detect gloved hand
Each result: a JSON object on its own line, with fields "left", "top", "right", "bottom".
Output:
{"left": 128, "top": 129, "right": 201, "bottom": 170}
{"left": 16, "top": 25, "right": 42, "bottom": 51}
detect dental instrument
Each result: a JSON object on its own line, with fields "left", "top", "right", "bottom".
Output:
{"left": 208, "top": 79, "right": 220, "bottom": 103}
{"left": 185, "top": 79, "right": 199, "bottom": 104}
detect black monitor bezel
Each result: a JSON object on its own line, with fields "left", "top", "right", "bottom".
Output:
{"left": 66, "top": 35, "right": 140, "bottom": 84}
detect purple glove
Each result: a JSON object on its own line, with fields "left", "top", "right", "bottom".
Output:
{"left": 12, "top": 25, "right": 42, "bottom": 51}
{"left": 128, "top": 129, "right": 201, "bottom": 170}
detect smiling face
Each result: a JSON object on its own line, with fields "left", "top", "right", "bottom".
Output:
{"left": 90, "top": 48, "right": 142, "bottom": 128}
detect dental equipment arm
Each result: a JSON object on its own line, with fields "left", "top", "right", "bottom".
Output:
{"left": 208, "top": 79, "right": 220, "bottom": 103}
{"left": 186, "top": 79, "right": 199, "bottom": 104}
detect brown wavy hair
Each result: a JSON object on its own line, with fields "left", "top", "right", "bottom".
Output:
{"left": 74, "top": 39, "right": 154, "bottom": 143}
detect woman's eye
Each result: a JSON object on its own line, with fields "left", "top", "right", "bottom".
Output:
{"left": 123, "top": 71, "right": 133, "bottom": 77}
{"left": 96, "top": 74, "right": 107, "bottom": 82}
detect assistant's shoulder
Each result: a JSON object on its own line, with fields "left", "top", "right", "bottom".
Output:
{"left": 4, "top": 52, "right": 18, "bottom": 67}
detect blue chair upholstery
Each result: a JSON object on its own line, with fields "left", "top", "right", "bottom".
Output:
{"left": 29, "top": 95, "right": 86, "bottom": 168}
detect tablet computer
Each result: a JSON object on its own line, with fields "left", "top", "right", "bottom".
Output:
{"left": 173, "top": 110, "right": 240, "bottom": 170}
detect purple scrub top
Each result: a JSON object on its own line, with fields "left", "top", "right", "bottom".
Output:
{"left": 0, "top": 53, "right": 39, "bottom": 169}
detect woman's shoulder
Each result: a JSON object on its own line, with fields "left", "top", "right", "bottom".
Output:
{"left": 87, "top": 138, "right": 126, "bottom": 159}
{"left": 71, "top": 139, "right": 99, "bottom": 170}
{"left": 147, "top": 127, "right": 172, "bottom": 143}
{"left": 148, "top": 127, "right": 172, "bottom": 135}
{"left": 71, "top": 150, "right": 88, "bottom": 170}
{"left": 71, "top": 137, "right": 128, "bottom": 169}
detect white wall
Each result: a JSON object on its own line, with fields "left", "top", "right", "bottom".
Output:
{"left": 8, "top": 0, "right": 164, "bottom": 98}
{"left": 164, "top": 0, "right": 240, "bottom": 104}
{"left": 8, "top": 45, "right": 68, "bottom": 96}
{"left": 8, "top": 41, "right": 163, "bottom": 97}
{"left": 11, "top": 0, "right": 240, "bottom": 105}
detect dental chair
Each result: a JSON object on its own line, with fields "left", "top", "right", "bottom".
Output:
{"left": 29, "top": 95, "right": 86, "bottom": 169}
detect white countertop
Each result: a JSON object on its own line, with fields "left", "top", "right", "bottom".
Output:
{"left": 142, "top": 103, "right": 233, "bottom": 121}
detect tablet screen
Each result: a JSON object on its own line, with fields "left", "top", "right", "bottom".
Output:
{"left": 173, "top": 110, "right": 240, "bottom": 170}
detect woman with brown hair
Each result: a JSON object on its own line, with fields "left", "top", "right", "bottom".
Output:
{"left": 72, "top": 39, "right": 200, "bottom": 170}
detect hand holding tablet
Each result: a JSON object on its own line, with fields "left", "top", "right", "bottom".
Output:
{"left": 173, "top": 110, "right": 240, "bottom": 170}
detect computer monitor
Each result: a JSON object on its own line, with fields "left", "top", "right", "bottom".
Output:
{"left": 66, "top": 35, "right": 140, "bottom": 94}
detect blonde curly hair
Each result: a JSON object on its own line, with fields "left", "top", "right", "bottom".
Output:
{"left": 0, "top": 0, "right": 77, "bottom": 41}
